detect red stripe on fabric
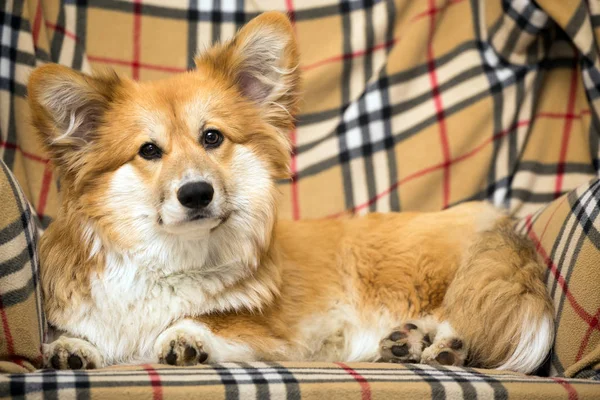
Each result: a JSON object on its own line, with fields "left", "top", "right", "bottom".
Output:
{"left": 45, "top": 22, "right": 81, "bottom": 43}
{"left": 335, "top": 363, "right": 371, "bottom": 400}
{"left": 32, "top": 2, "right": 43, "bottom": 46}
{"left": 525, "top": 217, "right": 600, "bottom": 332}
{"left": 87, "top": 55, "right": 186, "bottom": 73}
{"left": 143, "top": 365, "right": 163, "bottom": 400}
{"left": 576, "top": 308, "right": 600, "bottom": 362}
{"left": 426, "top": 0, "right": 451, "bottom": 209}
{"left": 552, "top": 377, "right": 579, "bottom": 400}
{"left": 36, "top": 162, "right": 53, "bottom": 219}
{"left": 0, "top": 295, "right": 15, "bottom": 357}
{"left": 132, "top": 0, "right": 142, "bottom": 80}
{"left": 285, "top": 0, "right": 296, "bottom": 26}
{"left": 302, "top": 39, "right": 397, "bottom": 71}
{"left": 412, "top": 0, "right": 466, "bottom": 21}
{"left": 555, "top": 55, "right": 579, "bottom": 199}
{"left": 290, "top": 130, "right": 300, "bottom": 220}
{"left": 0, "top": 140, "right": 49, "bottom": 163}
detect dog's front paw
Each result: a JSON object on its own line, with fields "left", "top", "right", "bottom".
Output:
{"left": 421, "top": 337, "right": 467, "bottom": 367}
{"left": 379, "top": 322, "right": 431, "bottom": 363}
{"left": 44, "top": 336, "right": 103, "bottom": 370}
{"left": 155, "top": 324, "right": 209, "bottom": 366}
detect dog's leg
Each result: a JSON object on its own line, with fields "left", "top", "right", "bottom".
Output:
{"left": 44, "top": 336, "right": 103, "bottom": 370}
{"left": 154, "top": 318, "right": 287, "bottom": 365}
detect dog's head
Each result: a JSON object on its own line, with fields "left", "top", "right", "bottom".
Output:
{"left": 28, "top": 12, "right": 300, "bottom": 254}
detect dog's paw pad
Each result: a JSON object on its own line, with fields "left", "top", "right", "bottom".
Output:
{"left": 44, "top": 338, "right": 102, "bottom": 370}
{"left": 379, "top": 322, "right": 429, "bottom": 363}
{"left": 158, "top": 333, "right": 208, "bottom": 366}
{"left": 421, "top": 337, "right": 467, "bottom": 367}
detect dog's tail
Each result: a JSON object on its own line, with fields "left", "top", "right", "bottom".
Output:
{"left": 443, "top": 220, "right": 555, "bottom": 374}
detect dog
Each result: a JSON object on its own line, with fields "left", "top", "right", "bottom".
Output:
{"left": 28, "top": 11, "right": 554, "bottom": 373}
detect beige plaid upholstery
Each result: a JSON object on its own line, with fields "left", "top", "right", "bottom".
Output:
{"left": 2, "top": 0, "right": 600, "bottom": 397}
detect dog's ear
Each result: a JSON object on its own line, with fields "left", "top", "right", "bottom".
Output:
{"left": 197, "top": 11, "right": 301, "bottom": 132}
{"left": 27, "top": 64, "right": 121, "bottom": 170}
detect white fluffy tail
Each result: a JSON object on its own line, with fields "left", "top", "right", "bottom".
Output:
{"left": 497, "top": 308, "right": 554, "bottom": 374}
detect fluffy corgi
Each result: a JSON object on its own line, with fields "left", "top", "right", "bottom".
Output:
{"left": 28, "top": 11, "right": 554, "bottom": 373}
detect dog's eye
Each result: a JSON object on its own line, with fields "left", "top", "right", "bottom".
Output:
{"left": 139, "top": 143, "right": 162, "bottom": 160}
{"left": 202, "top": 129, "right": 224, "bottom": 148}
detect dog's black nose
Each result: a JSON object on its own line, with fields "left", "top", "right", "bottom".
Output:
{"left": 177, "top": 181, "right": 214, "bottom": 209}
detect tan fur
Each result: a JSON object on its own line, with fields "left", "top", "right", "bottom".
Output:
{"left": 29, "top": 12, "right": 554, "bottom": 373}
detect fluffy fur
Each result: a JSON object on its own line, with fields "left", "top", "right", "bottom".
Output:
{"left": 29, "top": 12, "right": 554, "bottom": 374}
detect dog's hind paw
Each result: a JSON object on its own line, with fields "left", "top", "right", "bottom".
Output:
{"left": 420, "top": 322, "right": 467, "bottom": 367}
{"left": 44, "top": 336, "right": 103, "bottom": 370}
{"left": 379, "top": 322, "right": 431, "bottom": 363}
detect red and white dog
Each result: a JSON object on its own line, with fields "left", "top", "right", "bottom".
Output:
{"left": 28, "top": 11, "right": 553, "bottom": 373}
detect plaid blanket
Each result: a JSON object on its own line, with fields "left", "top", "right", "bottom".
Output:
{"left": 1, "top": 363, "right": 599, "bottom": 400}
{"left": 2, "top": 0, "right": 600, "bottom": 398}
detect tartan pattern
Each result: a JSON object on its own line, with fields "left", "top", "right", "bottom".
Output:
{"left": 0, "top": 362, "right": 599, "bottom": 400}
{"left": 2, "top": 0, "right": 600, "bottom": 225}
{"left": 516, "top": 178, "right": 600, "bottom": 379}
{"left": 0, "top": 0, "right": 600, "bottom": 397}
{"left": 0, "top": 160, "right": 44, "bottom": 373}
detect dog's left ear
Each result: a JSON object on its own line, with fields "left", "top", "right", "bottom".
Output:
{"left": 197, "top": 11, "right": 301, "bottom": 132}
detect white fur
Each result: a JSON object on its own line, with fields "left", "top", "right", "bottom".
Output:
{"left": 498, "top": 308, "right": 554, "bottom": 373}
{"left": 50, "top": 145, "right": 279, "bottom": 365}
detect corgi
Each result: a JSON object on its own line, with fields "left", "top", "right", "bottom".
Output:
{"left": 28, "top": 11, "right": 554, "bottom": 373}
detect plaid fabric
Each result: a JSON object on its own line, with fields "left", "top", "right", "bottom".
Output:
{"left": 0, "top": 160, "right": 44, "bottom": 373}
{"left": 516, "top": 177, "right": 600, "bottom": 379}
{"left": 1, "top": 0, "right": 600, "bottom": 397}
{"left": 2, "top": 0, "right": 600, "bottom": 226}
{"left": 0, "top": 362, "right": 599, "bottom": 400}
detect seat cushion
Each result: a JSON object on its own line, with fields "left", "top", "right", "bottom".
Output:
{"left": 516, "top": 178, "right": 600, "bottom": 378}
{"left": 1, "top": 363, "right": 599, "bottom": 399}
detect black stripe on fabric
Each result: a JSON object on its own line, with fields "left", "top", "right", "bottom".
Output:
{"left": 360, "top": 1, "right": 377, "bottom": 212}
{"left": 338, "top": 0, "right": 355, "bottom": 210}
{"left": 214, "top": 363, "right": 239, "bottom": 400}
{"left": 564, "top": 1, "right": 588, "bottom": 40}
{"left": 403, "top": 364, "right": 446, "bottom": 399}
{"left": 211, "top": 0, "right": 222, "bottom": 44}
{"left": 0, "top": 212, "right": 30, "bottom": 245}
{"left": 437, "top": 366, "right": 478, "bottom": 399}
{"left": 0, "top": 246, "right": 31, "bottom": 279}
{"left": 72, "top": 0, "right": 88, "bottom": 70}
{"left": 1, "top": 0, "right": 27, "bottom": 171}
{"left": 463, "top": 367, "right": 508, "bottom": 400}
{"left": 571, "top": 180, "right": 600, "bottom": 251}
{"left": 237, "top": 362, "right": 271, "bottom": 400}
{"left": 0, "top": 78, "right": 27, "bottom": 97}
{"left": 382, "top": 0, "right": 400, "bottom": 212}
{"left": 49, "top": 4, "right": 67, "bottom": 63}
{"left": 267, "top": 362, "right": 301, "bottom": 400}
{"left": 187, "top": 0, "right": 199, "bottom": 69}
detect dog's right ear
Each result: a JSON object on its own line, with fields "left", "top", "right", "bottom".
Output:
{"left": 27, "top": 64, "right": 121, "bottom": 171}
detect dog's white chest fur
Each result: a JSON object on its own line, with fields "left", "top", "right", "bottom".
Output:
{"left": 61, "top": 236, "right": 263, "bottom": 364}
